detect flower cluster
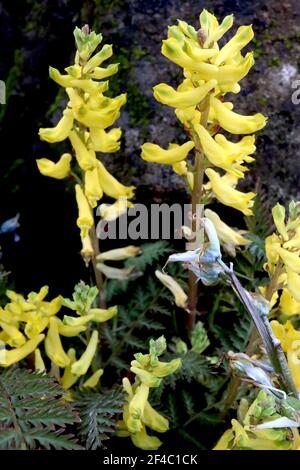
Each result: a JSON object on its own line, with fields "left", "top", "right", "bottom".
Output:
{"left": 265, "top": 201, "right": 300, "bottom": 304}
{"left": 0, "top": 283, "right": 116, "bottom": 390}
{"left": 118, "top": 336, "right": 181, "bottom": 450}
{"left": 36, "top": 27, "right": 135, "bottom": 262}
{"left": 141, "top": 10, "right": 267, "bottom": 217}
{"left": 215, "top": 391, "right": 300, "bottom": 450}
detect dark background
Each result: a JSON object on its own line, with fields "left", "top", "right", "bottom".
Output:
{"left": 1, "top": 0, "right": 300, "bottom": 297}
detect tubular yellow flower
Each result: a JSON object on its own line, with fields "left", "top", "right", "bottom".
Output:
{"left": 80, "top": 234, "right": 94, "bottom": 261}
{"left": 71, "top": 330, "right": 98, "bottom": 376}
{"left": 0, "top": 334, "right": 45, "bottom": 367}
{"left": 286, "top": 269, "right": 300, "bottom": 301}
{"left": 194, "top": 124, "right": 236, "bottom": 170}
{"left": 83, "top": 44, "right": 113, "bottom": 72}
{"left": 34, "top": 348, "right": 46, "bottom": 371}
{"left": 153, "top": 79, "right": 217, "bottom": 108}
{"left": 73, "top": 95, "right": 126, "bottom": 129}
{"left": 36, "top": 153, "right": 72, "bottom": 179}
{"left": 49, "top": 66, "right": 75, "bottom": 87}
{"left": 60, "top": 348, "right": 80, "bottom": 390}
{"left": 271, "top": 320, "right": 300, "bottom": 389}
{"left": 39, "top": 108, "right": 74, "bottom": 143}
{"left": 45, "top": 317, "right": 70, "bottom": 368}
{"left": 96, "top": 263, "right": 136, "bottom": 280}
{"left": 97, "top": 161, "right": 135, "bottom": 199}
{"left": 212, "top": 25, "right": 254, "bottom": 66}
{"left": 89, "top": 306, "right": 118, "bottom": 322}
{"left": 211, "top": 97, "right": 267, "bottom": 134}
{"left": 82, "top": 368, "right": 104, "bottom": 388}
{"left": 99, "top": 198, "right": 133, "bottom": 221}
{"left": 84, "top": 167, "right": 103, "bottom": 208}
{"left": 89, "top": 127, "right": 122, "bottom": 153}
{"left": 275, "top": 246, "right": 300, "bottom": 273}
{"left": 204, "top": 208, "right": 249, "bottom": 256}
{"left": 128, "top": 384, "right": 149, "bottom": 428}
{"left": 214, "top": 134, "right": 256, "bottom": 158}
{"left": 141, "top": 141, "right": 194, "bottom": 164}
{"left": 75, "top": 184, "right": 94, "bottom": 239}
{"left": 0, "top": 322, "right": 26, "bottom": 348}
{"left": 131, "top": 426, "right": 162, "bottom": 451}
{"left": 272, "top": 203, "right": 289, "bottom": 241}
{"left": 155, "top": 270, "right": 187, "bottom": 309}
{"left": 161, "top": 37, "right": 218, "bottom": 71}
{"left": 205, "top": 168, "right": 256, "bottom": 215}
{"left": 143, "top": 402, "right": 169, "bottom": 433}
{"left": 279, "top": 289, "right": 300, "bottom": 316}
{"left": 69, "top": 130, "right": 97, "bottom": 171}
{"left": 96, "top": 246, "right": 141, "bottom": 261}
{"left": 89, "top": 63, "right": 119, "bottom": 79}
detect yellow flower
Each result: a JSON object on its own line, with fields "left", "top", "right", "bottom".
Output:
{"left": 210, "top": 96, "right": 267, "bottom": 134}
{"left": 286, "top": 269, "right": 300, "bottom": 302}
{"left": 80, "top": 234, "right": 94, "bottom": 261}
{"left": 89, "top": 63, "right": 119, "bottom": 79}
{"left": 279, "top": 288, "right": 300, "bottom": 316}
{"left": 205, "top": 168, "right": 256, "bottom": 215}
{"left": 36, "top": 153, "right": 72, "bottom": 179}
{"left": 161, "top": 37, "right": 218, "bottom": 71}
{"left": 39, "top": 108, "right": 74, "bottom": 143}
{"left": 75, "top": 184, "right": 94, "bottom": 239}
{"left": 45, "top": 317, "right": 70, "bottom": 368}
{"left": 143, "top": 401, "right": 169, "bottom": 433}
{"left": 276, "top": 246, "right": 300, "bottom": 273}
{"left": 0, "top": 322, "right": 26, "bottom": 348}
{"left": 34, "top": 348, "right": 46, "bottom": 371}
{"left": 131, "top": 425, "right": 162, "bottom": 451}
{"left": 84, "top": 167, "right": 103, "bottom": 208}
{"left": 127, "top": 383, "right": 149, "bottom": 432}
{"left": 89, "top": 127, "right": 122, "bottom": 153}
{"left": 155, "top": 270, "right": 187, "bottom": 309}
{"left": 99, "top": 198, "right": 133, "bottom": 221}
{"left": 83, "top": 44, "right": 113, "bottom": 72}
{"left": 194, "top": 124, "right": 236, "bottom": 171}
{"left": 60, "top": 348, "right": 80, "bottom": 390}
{"left": 212, "top": 25, "right": 254, "bottom": 66}
{"left": 271, "top": 320, "right": 300, "bottom": 389}
{"left": 153, "top": 80, "right": 217, "bottom": 108}
{"left": 71, "top": 330, "right": 98, "bottom": 376}
{"left": 69, "top": 130, "right": 97, "bottom": 171}
{"left": 82, "top": 368, "right": 104, "bottom": 388}
{"left": 272, "top": 203, "right": 289, "bottom": 241}
{"left": 96, "top": 246, "right": 141, "bottom": 261}
{"left": 97, "top": 161, "right": 135, "bottom": 199}
{"left": 141, "top": 141, "right": 194, "bottom": 164}
{"left": 204, "top": 208, "right": 249, "bottom": 256}
{"left": 0, "top": 334, "right": 45, "bottom": 367}
{"left": 96, "top": 263, "right": 136, "bottom": 280}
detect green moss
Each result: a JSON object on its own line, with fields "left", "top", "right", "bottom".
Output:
{"left": 269, "top": 56, "right": 280, "bottom": 67}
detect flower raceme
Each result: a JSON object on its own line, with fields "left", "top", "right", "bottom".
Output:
{"left": 0, "top": 284, "right": 115, "bottom": 390}
{"left": 141, "top": 9, "right": 267, "bottom": 218}
{"left": 264, "top": 202, "right": 300, "bottom": 307}
{"left": 118, "top": 337, "right": 181, "bottom": 450}
{"left": 36, "top": 27, "right": 135, "bottom": 261}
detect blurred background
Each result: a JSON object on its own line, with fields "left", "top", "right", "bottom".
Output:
{"left": 1, "top": 0, "right": 300, "bottom": 297}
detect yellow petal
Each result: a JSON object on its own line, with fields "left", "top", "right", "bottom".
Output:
{"left": 82, "top": 368, "right": 104, "bottom": 388}
{"left": 0, "top": 322, "right": 26, "bottom": 348}
{"left": 96, "top": 246, "right": 141, "bottom": 262}
{"left": 155, "top": 270, "right": 187, "bottom": 309}
{"left": 205, "top": 168, "right": 256, "bottom": 216}
{"left": 204, "top": 14, "right": 233, "bottom": 46}
{"left": 99, "top": 198, "right": 133, "bottom": 221}
{"left": 75, "top": 184, "right": 94, "bottom": 239}
{"left": 131, "top": 425, "right": 162, "bottom": 450}
{"left": 211, "top": 97, "right": 267, "bottom": 134}
{"left": 97, "top": 161, "right": 135, "bottom": 199}
{"left": 213, "top": 25, "right": 254, "bottom": 66}
{"left": 161, "top": 37, "right": 218, "bottom": 71}
{"left": 204, "top": 209, "right": 250, "bottom": 252}
{"left": 35, "top": 348, "right": 46, "bottom": 371}
{"left": 217, "top": 53, "right": 254, "bottom": 85}
{"left": 89, "top": 63, "right": 119, "bottom": 79}
{"left": 194, "top": 124, "right": 235, "bottom": 170}
{"left": 153, "top": 79, "right": 217, "bottom": 108}
{"left": 214, "top": 133, "right": 256, "bottom": 158}
{"left": 56, "top": 317, "right": 87, "bottom": 337}
{"left": 69, "top": 130, "right": 97, "bottom": 171}
{"left": 272, "top": 203, "right": 289, "bottom": 241}
{"left": 279, "top": 288, "right": 300, "bottom": 316}
{"left": 96, "top": 263, "right": 136, "bottom": 280}
{"left": 85, "top": 167, "right": 103, "bottom": 208}
{"left": 143, "top": 402, "right": 169, "bottom": 433}
{"left": 61, "top": 348, "right": 80, "bottom": 390}
{"left": 89, "top": 127, "right": 122, "bottom": 153}
{"left": 128, "top": 384, "right": 149, "bottom": 425}
{"left": 36, "top": 153, "right": 72, "bottom": 179}
{"left": 83, "top": 44, "right": 113, "bottom": 72}
{"left": 39, "top": 109, "right": 74, "bottom": 143}
{"left": 276, "top": 247, "right": 300, "bottom": 273}
{"left": 89, "top": 306, "right": 118, "bottom": 322}
{"left": 286, "top": 269, "right": 300, "bottom": 301}
{"left": 45, "top": 317, "right": 70, "bottom": 368}
{"left": 0, "top": 334, "right": 45, "bottom": 367}
{"left": 71, "top": 330, "right": 98, "bottom": 376}
{"left": 141, "top": 141, "right": 194, "bottom": 164}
